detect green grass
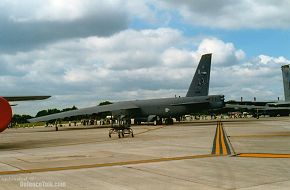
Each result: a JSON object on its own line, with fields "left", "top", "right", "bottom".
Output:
{"left": 14, "top": 122, "right": 46, "bottom": 128}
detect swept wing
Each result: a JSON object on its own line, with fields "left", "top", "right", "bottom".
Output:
{"left": 3, "top": 96, "right": 51, "bottom": 101}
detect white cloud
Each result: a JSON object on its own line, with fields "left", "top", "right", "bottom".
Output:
{"left": 258, "top": 55, "right": 290, "bottom": 65}
{"left": 161, "top": 48, "right": 193, "bottom": 68}
{"left": 0, "top": 27, "right": 288, "bottom": 115}
{"left": 0, "top": 0, "right": 289, "bottom": 117}
{"left": 1, "top": 0, "right": 124, "bottom": 22}
{"left": 194, "top": 38, "right": 245, "bottom": 66}
{"left": 155, "top": 0, "right": 290, "bottom": 29}
{"left": 0, "top": 0, "right": 129, "bottom": 52}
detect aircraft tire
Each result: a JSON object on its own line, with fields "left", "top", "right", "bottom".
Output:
{"left": 134, "top": 120, "right": 141, "bottom": 125}
{"left": 165, "top": 118, "right": 173, "bottom": 125}
{"left": 156, "top": 119, "right": 162, "bottom": 125}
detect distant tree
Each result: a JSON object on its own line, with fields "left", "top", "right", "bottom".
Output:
{"left": 98, "top": 101, "right": 113, "bottom": 119}
{"left": 35, "top": 110, "right": 48, "bottom": 117}
{"left": 227, "top": 100, "right": 237, "bottom": 103}
{"left": 98, "top": 101, "right": 112, "bottom": 106}
{"left": 12, "top": 114, "right": 33, "bottom": 124}
{"left": 62, "top": 105, "right": 78, "bottom": 112}
{"left": 35, "top": 106, "right": 77, "bottom": 117}
{"left": 36, "top": 108, "right": 61, "bottom": 117}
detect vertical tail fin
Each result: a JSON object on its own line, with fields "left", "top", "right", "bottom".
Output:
{"left": 281, "top": 65, "right": 290, "bottom": 101}
{"left": 186, "top": 53, "right": 212, "bottom": 97}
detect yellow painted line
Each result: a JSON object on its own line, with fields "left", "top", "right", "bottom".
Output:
{"left": 237, "top": 153, "right": 290, "bottom": 158}
{"left": 215, "top": 124, "right": 220, "bottom": 155}
{"left": 219, "top": 123, "right": 227, "bottom": 155}
{"left": 0, "top": 154, "right": 215, "bottom": 175}
{"left": 212, "top": 121, "right": 232, "bottom": 156}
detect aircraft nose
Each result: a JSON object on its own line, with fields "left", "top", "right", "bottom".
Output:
{"left": 221, "top": 95, "right": 225, "bottom": 107}
{"left": 214, "top": 95, "right": 225, "bottom": 108}
{"left": 220, "top": 95, "right": 225, "bottom": 102}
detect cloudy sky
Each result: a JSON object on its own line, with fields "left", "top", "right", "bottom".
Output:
{"left": 1, "top": 0, "right": 290, "bottom": 116}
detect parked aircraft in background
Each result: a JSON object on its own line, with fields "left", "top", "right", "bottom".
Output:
{"left": 29, "top": 54, "right": 225, "bottom": 136}
{"left": 0, "top": 96, "right": 51, "bottom": 133}
{"left": 225, "top": 64, "right": 290, "bottom": 117}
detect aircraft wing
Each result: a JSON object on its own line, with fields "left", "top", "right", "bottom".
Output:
{"left": 225, "top": 103, "right": 290, "bottom": 112}
{"left": 225, "top": 104, "right": 266, "bottom": 110}
{"left": 3, "top": 96, "right": 51, "bottom": 101}
{"left": 226, "top": 101, "right": 274, "bottom": 107}
{"left": 28, "top": 101, "right": 139, "bottom": 123}
{"left": 171, "top": 101, "right": 209, "bottom": 106}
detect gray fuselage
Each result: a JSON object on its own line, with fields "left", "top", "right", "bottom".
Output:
{"left": 112, "top": 95, "right": 224, "bottom": 120}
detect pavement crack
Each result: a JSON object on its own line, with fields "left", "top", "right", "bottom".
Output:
{"left": 236, "top": 178, "right": 290, "bottom": 190}
{"left": 0, "top": 161, "right": 24, "bottom": 170}
{"left": 122, "top": 166, "right": 218, "bottom": 188}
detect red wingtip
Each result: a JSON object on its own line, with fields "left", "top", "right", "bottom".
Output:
{"left": 0, "top": 97, "right": 12, "bottom": 132}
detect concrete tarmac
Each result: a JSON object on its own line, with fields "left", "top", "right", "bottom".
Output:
{"left": 0, "top": 117, "right": 290, "bottom": 189}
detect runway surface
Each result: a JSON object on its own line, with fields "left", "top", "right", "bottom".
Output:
{"left": 1, "top": 117, "right": 290, "bottom": 189}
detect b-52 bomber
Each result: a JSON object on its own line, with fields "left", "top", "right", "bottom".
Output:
{"left": 29, "top": 54, "right": 225, "bottom": 138}
{"left": 225, "top": 64, "right": 290, "bottom": 117}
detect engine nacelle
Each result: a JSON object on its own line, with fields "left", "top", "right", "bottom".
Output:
{"left": 0, "top": 97, "right": 12, "bottom": 132}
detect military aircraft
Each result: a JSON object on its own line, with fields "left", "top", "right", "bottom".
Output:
{"left": 225, "top": 64, "right": 290, "bottom": 117}
{"left": 28, "top": 54, "right": 225, "bottom": 137}
{"left": 0, "top": 96, "right": 51, "bottom": 133}
{"left": 3, "top": 96, "right": 51, "bottom": 102}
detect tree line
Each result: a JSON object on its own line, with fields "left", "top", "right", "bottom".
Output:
{"left": 12, "top": 101, "right": 113, "bottom": 124}
{"left": 12, "top": 106, "right": 78, "bottom": 124}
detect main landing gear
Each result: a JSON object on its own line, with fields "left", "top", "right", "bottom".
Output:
{"left": 165, "top": 118, "right": 174, "bottom": 125}
{"left": 153, "top": 116, "right": 174, "bottom": 125}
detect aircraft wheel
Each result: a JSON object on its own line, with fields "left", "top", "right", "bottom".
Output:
{"left": 165, "top": 119, "right": 169, "bottom": 125}
{"left": 134, "top": 120, "right": 141, "bottom": 125}
{"left": 109, "top": 129, "right": 113, "bottom": 138}
{"left": 129, "top": 129, "right": 134, "bottom": 137}
{"left": 165, "top": 118, "right": 173, "bottom": 125}
{"left": 156, "top": 119, "right": 162, "bottom": 125}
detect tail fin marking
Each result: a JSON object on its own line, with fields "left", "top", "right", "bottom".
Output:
{"left": 186, "top": 53, "right": 212, "bottom": 97}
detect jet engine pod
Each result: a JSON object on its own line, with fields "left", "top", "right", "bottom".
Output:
{"left": 0, "top": 97, "right": 12, "bottom": 132}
